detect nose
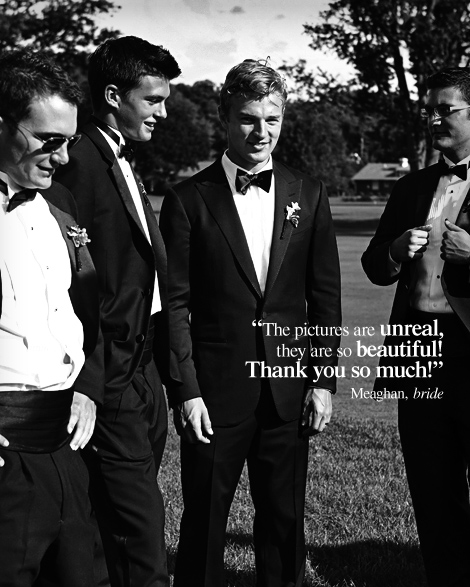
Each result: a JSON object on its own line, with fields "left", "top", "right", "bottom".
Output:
{"left": 154, "top": 102, "right": 167, "bottom": 120}
{"left": 50, "top": 142, "right": 69, "bottom": 166}
{"left": 253, "top": 120, "right": 268, "bottom": 138}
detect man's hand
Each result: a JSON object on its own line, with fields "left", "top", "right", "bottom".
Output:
{"left": 174, "top": 397, "right": 213, "bottom": 444}
{"left": 390, "top": 225, "right": 432, "bottom": 263}
{"left": 442, "top": 219, "right": 470, "bottom": 264}
{"left": 68, "top": 392, "right": 96, "bottom": 451}
{"left": 301, "top": 387, "right": 332, "bottom": 436}
{"left": 0, "top": 434, "right": 9, "bottom": 467}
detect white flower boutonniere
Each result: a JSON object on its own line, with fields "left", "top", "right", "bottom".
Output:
{"left": 281, "top": 202, "right": 301, "bottom": 239}
{"left": 67, "top": 225, "right": 90, "bottom": 271}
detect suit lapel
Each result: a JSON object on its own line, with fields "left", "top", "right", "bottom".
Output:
{"left": 138, "top": 176, "right": 167, "bottom": 273}
{"left": 414, "top": 164, "right": 442, "bottom": 224}
{"left": 44, "top": 199, "right": 94, "bottom": 276}
{"left": 198, "top": 161, "right": 262, "bottom": 298}
{"left": 455, "top": 186, "right": 470, "bottom": 231}
{"left": 84, "top": 122, "right": 151, "bottom": 246}
{"left": 264, "top": 162, "right": 302, "bottom": 297}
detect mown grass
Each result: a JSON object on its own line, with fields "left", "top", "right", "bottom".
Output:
{"left": 160, "top": 419, "right": 425, "bottom": 587}
{"left": 158, "top": 203, "right": 426, "bottom": 586}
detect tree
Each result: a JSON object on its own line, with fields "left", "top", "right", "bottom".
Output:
{"left": 175, "top": 80, "right": 226, "bottom": 156}
{"left": 279, "top": 63, "right": 409, "bottom": 190}
{"left": 304, "top": 0, "right": 470, "bottom": 169}
{"left": 134, "top": 88, "right": 212, "bottom": 193}
{"left": 0, "top": 0, "right": 120, "bottom": 78}
{"left": 276, "top": 99, "right": 358, "bottom": 195}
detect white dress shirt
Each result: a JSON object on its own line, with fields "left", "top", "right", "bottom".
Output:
{"left": 97, "top": 125, "right": 162, "bottom": 315}
{"left": 411, "top": 154, "right": 470, "bottom": 313}
{"left": 0, "top": 171, "right": 85, "bottom": 391}
{"left": 221, "top": 153, "right": 275, "bottom": 294}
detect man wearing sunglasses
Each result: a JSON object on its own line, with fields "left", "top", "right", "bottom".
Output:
{"left": 363, "top": 68, "right": 470, "bottom": 587}
{"left": 0, "top": 50, "right": 103, "bottom": 586}
{"left": 55, "top": 36, "right": 181, "bottom": 587}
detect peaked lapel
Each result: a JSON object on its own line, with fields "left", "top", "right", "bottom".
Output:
{"left": 83, "top": 122, "right": 153, "bottom": 249}
{"left": 264, "top": 162, "right": 302, "bottom": 298}
{"left": 43, "top": 195, "right": 100, "bottom": 354}
{"left": 137, "top": 175, "right": 167, "bottom": 273}
{"left": 41, "top": 191, "right": 95, "bottom": 276}
{"left": 413, "top": 163, "right": 442, "bottom": 224}
{"left": 197, "top": 161, "right": 262, "bottom": 298}
{"left": 455, "top": 186, "right": 470, "bottom": 231}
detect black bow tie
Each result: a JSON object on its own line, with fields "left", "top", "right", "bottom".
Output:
{"left": 439, "top": 159, "right": 468, "bottom": 181}
{"left": 91, "top": 116, "right": 134, "bottom": 161}
{"left": 6, "top": 188, "right": 37, "bottom": 212}
{"left": 119, "top": 142, "right": 135, "bottom": 162}
{"left": 235, "top": 169, "right": 272, "bottom": 195}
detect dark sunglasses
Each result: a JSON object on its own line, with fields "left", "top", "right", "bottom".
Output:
{"left": 17, "top": 123, "right": 81, "bottom": 153}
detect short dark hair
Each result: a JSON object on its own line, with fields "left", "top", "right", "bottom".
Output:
{"left": 0, "top": 49, "right": 82, "bottom": 129}
{"left": 219, "top": 59, "right": 288, "bottom": 120}
{"left": 88, "top": 36, "right": 181, "bottom": 110}
{"left": 427, "top": 67, "right": 470, "bottom": 104}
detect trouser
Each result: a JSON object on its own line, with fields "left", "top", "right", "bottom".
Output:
{"left": 84, "top": 361, "right": 169, "bottom": 587}
{"left": 173, "top": 388, "right": 309, "bottom": 587}
{"left": 0, "top": 443, "right": 95, "bottom": 587}
{"left": 397, "top": 310, "right": 470, "bottom": 587}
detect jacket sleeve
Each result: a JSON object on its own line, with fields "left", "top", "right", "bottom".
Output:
{"left": 45, "top": 183, "right": 105, "bottom": 406}
{"left": 361, "top": 179, "right": 410, "bottom": 286}
{"left": 305, "top": 180, "right": 342, "bottom": 391}
{"left": 159, "top": 188, "right": 201, "bottom": 407}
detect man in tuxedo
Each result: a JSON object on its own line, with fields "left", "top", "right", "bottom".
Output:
{"left": 0, "top": 50, "right": 103, "bottom": 586}
{"left": 55, "top": 36, "right": 181, "bottom": 587}
{"left": 362, "top": 67, "right": 470, "bottom": 587}
{"left": 159, "top": 59, "right": 342, "bottom": 587}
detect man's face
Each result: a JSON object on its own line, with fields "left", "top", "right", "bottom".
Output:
{"left": 220, "top": 93, "right": 284, "bottom": 172}
{"left": 426, "top": 86, "right": 470, "bottom": 163}
{"left": 116, "top": 75, "right": 170, "bottom": 142}
{"left": 0, "top": 94, "right": 77, "bottom": 190}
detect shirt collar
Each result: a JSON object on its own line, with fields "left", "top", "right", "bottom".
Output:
{"left": 95, "top": 123, "right": 125, "bottom": 156}
{"left": 442, "top": 153, "right": 470, "bottom": 169}
{"left": 221, "top": 151, "right": 273, "bottom": 194}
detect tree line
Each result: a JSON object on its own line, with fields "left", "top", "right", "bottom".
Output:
{"left": 3, "top": 0, "right": 470, "bottom": 195}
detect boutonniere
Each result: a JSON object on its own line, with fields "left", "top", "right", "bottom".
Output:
{"left": 281, "top": 202, "right": 301, "bottom": 239}
{"left": 67, "top": 225, "right": 90, "bottom": 271}
{"left": 139, "top": 181, "right": 147, "bottom": 197}
{"left": 139, "top": 181, "right": 150, "bottom": 207}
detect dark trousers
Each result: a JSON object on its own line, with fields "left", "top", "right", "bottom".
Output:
{"left": 84, "top": 361, "right": 169, "bottom": 587}
{"left": 173, "top": 389, "right": 309, "bottom": 587}
{"left": 0, "top": 443, "right": 95, "bottom": 587}
{"left": 398, "top": 311, "right": 470, "bottom": 587}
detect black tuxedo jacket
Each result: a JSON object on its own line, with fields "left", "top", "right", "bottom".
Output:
{"left": 160, "top": 158, "right": 342, "bottom": 426}
{"left": 0, "top": 181, "right": 104, "bottom": 404}
{"left": 55, "top": 121, "right": 176, "bottom": 402}
{"left": 362, "top": 162, "right": 470, "bottom": 333}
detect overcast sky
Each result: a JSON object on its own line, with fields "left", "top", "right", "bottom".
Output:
{"left": 95, "top": 0, "right": 354, "bottom": 85}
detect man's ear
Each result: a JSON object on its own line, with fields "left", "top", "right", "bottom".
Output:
{"left": 104, "top": 85, "right": 121, "bottom": 110}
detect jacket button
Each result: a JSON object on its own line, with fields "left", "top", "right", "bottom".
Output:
{"left": 136, "top": 334, "right": 145, "bottom": 343}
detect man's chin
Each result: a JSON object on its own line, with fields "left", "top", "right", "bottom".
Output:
{"left": 431, "top": 136, "right": 448, "bottom": 150}
{"left": 33, "top": 177, "right": 53, "bottom": 190}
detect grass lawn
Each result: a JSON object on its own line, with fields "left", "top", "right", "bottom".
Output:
{"left": 159, "top": 202, "right": 426, "bottom": 586}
